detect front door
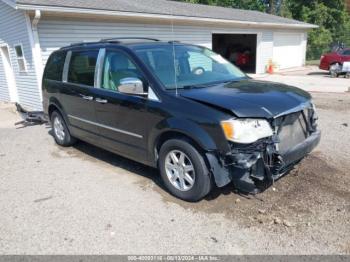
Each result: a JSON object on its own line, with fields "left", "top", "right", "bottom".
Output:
{"left": 60, "top": 49, "right": 100, "bottom": 143}
{"left": 93, "top": 49, "right": 155, "bottom": 163}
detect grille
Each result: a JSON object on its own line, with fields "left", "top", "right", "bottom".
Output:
{"left": 277, "top": 111, "right": 309, "bottom": 155}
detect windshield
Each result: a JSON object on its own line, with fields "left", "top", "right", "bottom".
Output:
{"left": 133, "top": 44, "right": 246, "bottom": 90}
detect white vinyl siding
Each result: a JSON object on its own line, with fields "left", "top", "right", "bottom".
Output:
{"left": 258, "top": 32, "right": 274, "bottom": 74}
{"left": 0, "top": 0, "right": 41, "bottom": 110}
{"left": 0, "top": 52, "right": 10, "bottom": 102}
{"left": 0, "top": 9, "right": 309, "bottom": 109}
{"left": 301, "top": 32, "right": 307, "bottom": 66}
{"left": 38, "top": 19, "right": 214, "bottom": 65}
{"left": 273, "top": 32, "right": 304, "bottom": 69}
{"left": 38, "top": 18, "right": 284, "bottom": 74}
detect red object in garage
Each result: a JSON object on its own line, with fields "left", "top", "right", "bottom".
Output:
{"left": 319, "top": 48, "right": 350, "bottom": 71}
{"left": 236, "top": 53, "right": 251, "bottom": 66}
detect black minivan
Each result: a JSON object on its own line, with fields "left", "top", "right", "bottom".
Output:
{"left": 42, "top": 38, "right": 321, "bottom": 202}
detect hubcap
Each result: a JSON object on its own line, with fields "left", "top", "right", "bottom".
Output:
{"left": 165, "top": 150, "right": 195, "bottom": 191}
{"left": 53, "top": 116, "right": 65, "bottom": 141}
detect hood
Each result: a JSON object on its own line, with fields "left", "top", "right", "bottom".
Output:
{"left": 180, "top": 80, "right": 312, "bottom": 118}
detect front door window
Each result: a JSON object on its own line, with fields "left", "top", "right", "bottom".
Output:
{"left": 102, "top": 50, "right": 145, "bottom": 92}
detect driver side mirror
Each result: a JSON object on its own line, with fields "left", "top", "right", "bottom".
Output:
{"left": 118, "top": 77, "right": 148, "bottom": 96}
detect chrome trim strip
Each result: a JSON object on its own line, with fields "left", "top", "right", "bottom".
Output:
{"left": 68, "top": 115, "right": 143, "bottom": 139}
{"left": 62, "top": 51, "right": 72, "bottom": 83}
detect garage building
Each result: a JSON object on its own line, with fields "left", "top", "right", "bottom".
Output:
{"left": 0, "top": 0, "right": 317, "bottom": 110}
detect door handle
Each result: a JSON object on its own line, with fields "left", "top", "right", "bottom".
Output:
{"left": 81, "top": 95, "right": 94, "bottom": 101}
{"left": 95, "top": 98, "right": 108, "bottom": 104}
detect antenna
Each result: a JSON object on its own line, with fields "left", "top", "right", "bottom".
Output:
{"left": 170, "top": 4, "right": 178, "bottom": 96}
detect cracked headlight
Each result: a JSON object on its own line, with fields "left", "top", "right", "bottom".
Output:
{"left": 221, "top": 118, "right": 273, "bottom": 144}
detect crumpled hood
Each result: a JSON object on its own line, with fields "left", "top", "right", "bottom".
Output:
{"left": 180, "top": 80, "right": 312, "bottom": 118}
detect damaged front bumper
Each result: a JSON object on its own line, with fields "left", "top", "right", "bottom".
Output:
{"left": 229, "top": 130, "right": 320, "bottom": 193}
{"left": 207, "top": 130, "right": 321, "bottom": 193}
{"left": 207, "top": 108, "right": 321, "bottom": 194}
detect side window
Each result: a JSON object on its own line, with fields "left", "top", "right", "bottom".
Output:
{"left": 68, "top": 50, "right": 98, "bottom": 86}
{"left": 342, "top": 50, "right": 350, "bottom": 56}
{"left": 102, "top": 50, "right": 144, "bottom": 92}
{"left": 44, "top": 51, "right": 66, "bottom": 81}
{"left": 14, "top": 44, "right": 27, "bottom": 72}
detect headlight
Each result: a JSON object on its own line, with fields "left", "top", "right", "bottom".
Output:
{"left": 221, "top": 118, "right": 273, "bottom": 144}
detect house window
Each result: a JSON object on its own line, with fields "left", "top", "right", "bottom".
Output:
{"left": 14, "top": 44, "right": 27, "bottom": 72}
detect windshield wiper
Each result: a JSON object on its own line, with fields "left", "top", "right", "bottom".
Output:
{"left": 183, "top": 84, "right": 208, "bottom": 89}
{"left": 183, "top": 79, "right": 240, "bottom": 90}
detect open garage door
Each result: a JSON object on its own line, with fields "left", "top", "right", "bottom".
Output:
{"left": 273, "top": 33, "right": 303, "bottom": 69}
{"left": 212, "top": 34, "right": 257, "bottom": 73}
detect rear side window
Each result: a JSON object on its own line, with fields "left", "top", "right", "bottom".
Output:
{"left": 68, "top": 50, "right": 98, "bottom": 86}
{"left": 44, "top": 51, "right": 66, "bottom": 81}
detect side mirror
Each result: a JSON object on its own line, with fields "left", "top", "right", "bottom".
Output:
{"left": 118, "top": 77, "right": 148, "bottom": 96}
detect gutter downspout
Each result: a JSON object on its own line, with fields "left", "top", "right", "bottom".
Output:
{"left": 25, "top": 10, "right": 44, "bottom": 106}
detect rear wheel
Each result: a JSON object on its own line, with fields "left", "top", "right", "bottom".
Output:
{"left": 330, "top": 63, "right": 340, "bottom": 78}
{"left": 159, "top": 139, "right": 212, "bottom": 202}
{"left": 51, "top": 111, "right": 76, "bottom": 147}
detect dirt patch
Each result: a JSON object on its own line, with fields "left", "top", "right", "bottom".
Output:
{"left": 146, "top": 153, "right": 350, "bottom": 233}
{"left": 312, "top": 93, "right": 350, "bottom": 112}
{"left": 1, "top": 97, "right": 349, "bottom": 254}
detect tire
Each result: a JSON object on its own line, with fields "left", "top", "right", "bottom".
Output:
{"left": 159, "top": 139, "right": 212, "bottom": 202}
{"left": 329, "top": 63, "right": 340, "bottom": 78}
{"left": 50, "top": 110, "right": 76, "bottom": 147}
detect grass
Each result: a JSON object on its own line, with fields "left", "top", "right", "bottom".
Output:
{"left": 306, "top": 60, "right": 320, "bottom": 66}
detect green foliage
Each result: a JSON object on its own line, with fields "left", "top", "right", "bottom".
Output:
{"left": 176, "top": 0, "right": 350, "bottom": 60}
{"left": 287, "top": 0, "right": 350, "bottom": 59}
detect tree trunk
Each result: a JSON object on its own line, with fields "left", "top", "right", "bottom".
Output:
{"left": 268, "top": 0, "right": 275, "bottom": 14}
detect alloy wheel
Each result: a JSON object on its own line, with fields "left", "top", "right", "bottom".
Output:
{"left": 165, "top": 150, "right": 195, "bottom": 191}
{"left": 53, "top": 116, "right": 65, "bottom": 142}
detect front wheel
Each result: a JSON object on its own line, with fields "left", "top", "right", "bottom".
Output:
{"left": 159, "top": 139, "right": 212, "bottom": 202}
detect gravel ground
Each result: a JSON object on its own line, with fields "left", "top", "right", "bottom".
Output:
{"left": 251, "top": 66, "right": 350, "bottom": 93}
{"left": 0, "top": 92, "right": 349, "bottom": 255}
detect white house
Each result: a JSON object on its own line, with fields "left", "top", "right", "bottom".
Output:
{"left": 0, "top": 0, "right": 317, "bottom": 110}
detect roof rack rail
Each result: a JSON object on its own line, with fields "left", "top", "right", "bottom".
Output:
{"left": 59, "top": 38, "right": 161, "bottom": 50}
{"left": 100, "top": 37, "right": 160, "bottom": 43}
{"left": 65, "top": 41, "right": 99, "bottom": 48}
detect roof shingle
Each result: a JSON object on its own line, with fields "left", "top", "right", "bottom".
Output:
{"left": 14, "top": 0, "right": 316, "bottom": 28}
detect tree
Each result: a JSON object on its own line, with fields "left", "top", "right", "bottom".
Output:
{"left": 287, "top": 0, "right": 350, "bottom": 59}
{"left": 176, "top": 0, "right": 350, "bottom": 60}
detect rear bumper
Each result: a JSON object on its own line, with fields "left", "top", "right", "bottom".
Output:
{"left": 319, "top": 64, "right": 329, "bottom": 71}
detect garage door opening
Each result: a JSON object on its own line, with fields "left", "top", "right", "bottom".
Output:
{"left": 212, "top": 34, "right": 257, "bottom": 74}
